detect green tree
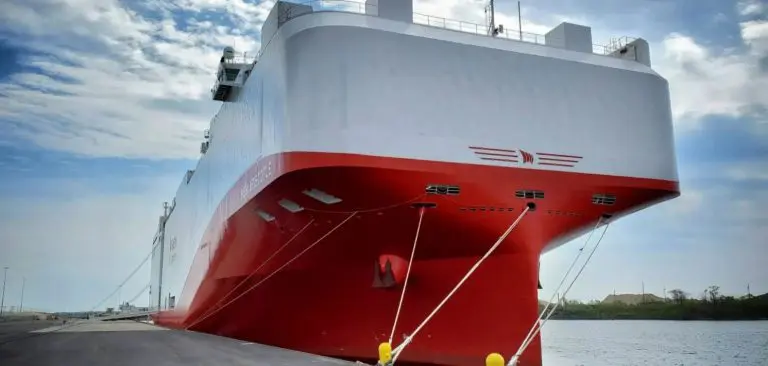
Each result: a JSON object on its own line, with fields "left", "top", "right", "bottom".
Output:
{"left": 669, "top": 289, "right": 687, "bottom": 305}
{"left": 708, "top": 285, "right": 721, "bottom": 304}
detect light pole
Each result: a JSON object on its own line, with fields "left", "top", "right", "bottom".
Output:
{"left": 1, "top": 267, "right": 8, "bottom": 317}
{"left": 20, "top": 277, "right": 25, "bottom": 313}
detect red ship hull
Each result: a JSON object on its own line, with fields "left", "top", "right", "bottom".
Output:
{"left": 153, "top": 151, "right": 678, "bottom": 365}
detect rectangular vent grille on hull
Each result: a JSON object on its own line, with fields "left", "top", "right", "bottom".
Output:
{"left": 426, "top": 184, "right": 460, "bottom": 195}
{"left": 592, "top": 194, "right": 617, "bottom": 205}
{"left": 547, "top": 210, "right": 583, "bottom": 217}
{"left": 515, "top": 190, "right": 544, "bottom": 199}
{"left": 460, "top": 206, "right": 515, "bottom": 212}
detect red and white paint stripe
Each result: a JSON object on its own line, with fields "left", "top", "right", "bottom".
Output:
{"left": 535, "top": 152, "right": 582, "bottom": 167}
{"left": 469, "top": 146, "right": 519, "bottom": 163}
{"left": 469, "top": 147, "right": 584, "bottom": 168}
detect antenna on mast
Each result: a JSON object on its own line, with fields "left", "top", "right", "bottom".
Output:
{"left": 484, "top": 0, "right": 504, "bottom": 37}
{"left": 518, "top": 1, "right": 523, "bottom": 41}
{"left": 489, "top": 0, "right": 495, "bottom": 35}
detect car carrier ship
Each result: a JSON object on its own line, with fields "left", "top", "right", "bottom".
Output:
{"left": 148, "top": 0, "right": 680, "bottom": 365}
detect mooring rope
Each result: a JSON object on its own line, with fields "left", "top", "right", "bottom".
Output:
{"left": 514, "top": 217, "right": 604, "bottom": 358}
{"left": 185, "top": 212, "right": 357, "bottom": 330}
{"left": 389, "top": 206, "right": 531, "bottom": 363}
{"left": 194, "top": 218, "right": 316, "bottom": 322}
{"left": 508, "top": 218, "right": 611, "bottom": 365}
{"left": 389, "top": 207, "right": 427, "bottom": 345}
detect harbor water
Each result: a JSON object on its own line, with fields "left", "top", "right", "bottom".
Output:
{"left": 541, "top": 320, "right": 768, "bottom": 365}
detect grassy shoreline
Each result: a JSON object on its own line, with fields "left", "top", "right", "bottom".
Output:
{"left": 540, "top": 293, "right": 768, "bottom": 321}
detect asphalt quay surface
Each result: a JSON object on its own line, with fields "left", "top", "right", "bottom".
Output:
{"left": 0, "top": 320, "right": 359, "bottom": 366}
{"left": 0, "top": 319, "right": 63, "bottom": 344}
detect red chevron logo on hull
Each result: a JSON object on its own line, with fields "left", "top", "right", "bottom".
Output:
{"left": 469, "top": 146, "right": 583, "bottom": 168}
{"left": 520, "top": 150, "right": 534, "bottom": 164}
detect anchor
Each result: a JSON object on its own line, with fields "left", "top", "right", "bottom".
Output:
{"left": 373, "top": 257, "right": 397, "bottom": 289}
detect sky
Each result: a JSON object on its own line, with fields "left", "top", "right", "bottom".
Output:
{"left": 0, "top": 0, "right": 766, "bottom": 313}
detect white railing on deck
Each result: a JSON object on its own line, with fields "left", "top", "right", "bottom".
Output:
{"left": 222, "top": 53, "right": 257, "bottom": 65}
{"left": 602, "top": 36, "right": 637, "bottom": 54}
{"left": 413, "top": 12, "right": 551, "bottom": 45}
{"left": 287, "top": 0, "right": 635, "bottom": 55}
{"left": 411, "top": 12, "right": 636, "bottom": 56}
{"left": 213, "top": 2, "right": 640, "bottom": 86}
{"left": 256, "top": 0, "right": 638, "bottom": 60}
{"left": 256, "top": 0, "right": 635, "bottom": 59}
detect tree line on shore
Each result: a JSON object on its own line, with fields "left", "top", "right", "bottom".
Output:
{"left": 542, "top": 286, "right": 768, "bottom": 320}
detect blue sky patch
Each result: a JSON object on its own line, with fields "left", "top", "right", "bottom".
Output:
{"left": 0, "top": 39, "right": 23, "bottom": 82}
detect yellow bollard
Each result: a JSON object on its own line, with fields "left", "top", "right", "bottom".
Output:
{"left": 378, "top": 342, "right": 392, "bottom": 365}
{"left": 485, "top": 352, "right": 505, "bottom": 366}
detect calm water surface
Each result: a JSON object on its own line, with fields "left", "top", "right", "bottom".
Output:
{"left": 540, "top": 320, "right": 768, "bottom": 366}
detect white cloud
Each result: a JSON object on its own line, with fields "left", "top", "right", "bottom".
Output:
{"left": 172, "top": 0, "right": 275, "bottom": 31}
{"left": 0, "top": 0, "right": 262, "bottom": 159}
{"left": 654, "top": 33, "right": 767, "bottom": 126}
{"left": 742, "top": 19, "right": 768, "bottom": 53}
{"left": 652, "top": 16, "right": 768, "bottom": 128}
{"left": 737, "top": 0, "right": 766, "bottom": 16}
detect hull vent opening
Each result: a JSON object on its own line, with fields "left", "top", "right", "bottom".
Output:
{"left": 255, "top": 209, "right": 275, "bottom": 222}
{"left": 426, "top": 184, "right": 460, "bottom": 195}
{"left": 302, "top": 188, "right": 342, "bottom": 205}
{"left": 592, "top": 194, "right": 616, "bottom": 205}
{"left": 459, "top": 206, "right": 514, "bottom": 212}
{"left": 278, "top": 199, "right": 304, "bottom": 213}
{"left": 515, "top": 190, "right": 544, "bottom": 199}
{"left": 412, "top": 202, "right": 438, "bottom": 209}
{"left": 547, "top": 210, "right": 583, "bottom": 217}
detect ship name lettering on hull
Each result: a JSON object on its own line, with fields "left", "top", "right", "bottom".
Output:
{"left": 239, "top": 158, "right": 274, "bottom": 203}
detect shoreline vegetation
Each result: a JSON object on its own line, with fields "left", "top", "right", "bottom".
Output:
{"left": 539, "top": 287, "right": 768, "bottom": 321}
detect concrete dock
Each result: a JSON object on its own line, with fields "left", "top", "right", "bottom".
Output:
{"left": 0, "top": 319, "right": 359, "bottom": 366}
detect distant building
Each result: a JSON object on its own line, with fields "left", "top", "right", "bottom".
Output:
{"left": 118, "top": 302, "right": 144, "bottom": 313}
